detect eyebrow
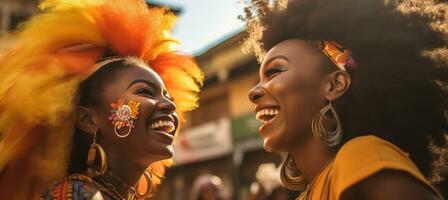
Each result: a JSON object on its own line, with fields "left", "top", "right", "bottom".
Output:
{"left": 263, "top": 55, "right": 290, "bottom": 67}
{"left": 127, "top": 79, "right": 157, "bottom": 89}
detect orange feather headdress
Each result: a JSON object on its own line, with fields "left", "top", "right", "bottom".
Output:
{"left": 0, "top": 0, "right": 203, "bottom": 198}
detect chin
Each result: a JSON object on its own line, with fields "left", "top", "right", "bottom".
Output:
{"left": 165, "top": 145, "right": 174, "bottom": 157}
{"left": 262, "top": 128, "right": 290, "bottom": 152}
{"left": 156, "top": 145, "right": 174, "bottom": 161}
{"left": 144, "top": 145, "right": 174, "bottom": 164}
{"left": 263, "top": 141, "right": 273, "bottom": 152}
{"left": 263, "top": 137, "right": 282, "bottom": 152}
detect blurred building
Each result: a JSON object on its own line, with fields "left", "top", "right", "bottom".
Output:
{"left": 154, "top": 31, "right": 284, "bottom": 200}
{"left": 0, "top": 0, "right": 37, "bottom": 34}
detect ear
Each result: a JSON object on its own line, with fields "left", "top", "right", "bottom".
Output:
{"left": 76, "top": 106, "right": 98, "bottom": 134}
{"left": 324, "top": 70, "right": 351, "bottom": 101}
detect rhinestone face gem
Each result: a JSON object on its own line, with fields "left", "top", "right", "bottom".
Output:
{"left": 109, "top": 99, "right": 141, "bottom": 130}
{"left": 117, "top": 105, "right": 131, "bottom": 121}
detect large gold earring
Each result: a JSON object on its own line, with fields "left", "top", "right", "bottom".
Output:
{"left": 280, "top": 154, "right": 307, "bottom": 190}
{"left": 137, "top": 170, "right": 155, "bottom": 198}
{"left": 311, "top": 98, "right": 343, "bottom": 147}
{"left": 129, "top": 170, "right": 155, "bottom": 199}
{"left": 86, "top": 131, "right": 107, "bottom": 177}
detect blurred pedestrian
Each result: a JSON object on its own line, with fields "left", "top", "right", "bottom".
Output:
{"left": 191, "top": 174, "right": 224, "bottom": 200}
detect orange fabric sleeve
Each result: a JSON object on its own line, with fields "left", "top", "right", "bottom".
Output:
{"left": 331, "top": 135, "right": 442, "bottom": 199}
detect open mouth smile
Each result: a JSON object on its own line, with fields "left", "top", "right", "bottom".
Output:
{"left": 255, "top": 107, "right": 280, "bottom": 125}
{"left": 147, "top": 115, "right": 177, "bottom": 136}
{"left": 150, "top": 120, "right": 175, "bottom": 133}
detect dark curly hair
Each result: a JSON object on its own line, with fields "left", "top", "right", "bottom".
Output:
{"left": 241, "top": 0, "right": 448, "bottom": 184}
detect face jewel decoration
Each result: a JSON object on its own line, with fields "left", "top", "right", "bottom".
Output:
{"left": 109, "top": 99, "right": 141, "bottom": 138}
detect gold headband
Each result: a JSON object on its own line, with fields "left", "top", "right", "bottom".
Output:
{"left": 318, "top": 41, "right": 357, "bottom": 71}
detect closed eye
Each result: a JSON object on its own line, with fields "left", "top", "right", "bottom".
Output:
{"left": 264, "top": 67, "right": 286, "bottom": 79}
{"left": 135, "top": 87, "right": 155, "bottom": 97}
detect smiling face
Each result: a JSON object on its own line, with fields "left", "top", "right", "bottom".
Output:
{"left": 248, "top": 39, "right": 335, "bottom": 152}
{"left": 86, "top": 59, "right": 179, "bottom": 164}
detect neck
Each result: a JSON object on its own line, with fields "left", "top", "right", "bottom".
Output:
{"left": 290, "top": 136, "right": 335, "bottom": 182}
{"left": 99, "top": 144, "right": 151, "bottom": 198}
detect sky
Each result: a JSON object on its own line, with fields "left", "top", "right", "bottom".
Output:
{"left": 151, "top": 0, "right": 246, "bottom": 55}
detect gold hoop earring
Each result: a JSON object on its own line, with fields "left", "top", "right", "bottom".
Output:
{"left": 311, "top": 98, "right": 343, "bottom": 147}
{"left": 280, "top": 154, "right": 307, "bottom": 190}
{"left": 128, "top": 170, "right": 155, "bottom": 199}
{"left": 87, "top": 130, "right": 107, "bottom": 177}
{"left": 133, "top": 170, "right": 155, "bottom": 199}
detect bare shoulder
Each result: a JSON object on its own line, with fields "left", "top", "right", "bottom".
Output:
{"left": 340, "top": 170, "right": 440, "bottom": 200}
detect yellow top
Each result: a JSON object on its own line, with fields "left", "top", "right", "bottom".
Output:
{"left": 299, "top": 135, "right": 443, "bottom": 200}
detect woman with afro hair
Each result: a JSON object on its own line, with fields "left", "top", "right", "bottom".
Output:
{"left": 243, "top": 0, "right": 448, "bottom": 199}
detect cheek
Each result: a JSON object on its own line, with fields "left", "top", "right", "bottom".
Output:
{"left": 143, "top": 102, "right": 156, "bottom": 117}
{"left": 283, "top": 92, "right": 316, "bottom": 135}
{"left": 126, "top": 99, "right": 163, "bottom": 153}
{"left": 269, "top": 73, "right": 317, "bottom": 121}
{"left": 130, "top": 99, "right": 157, "bottom": 144}
{"left": 267, "top": 73, "right": 324, "bottom": 147}
{"left": 96, "top": 104, "right": 116, "bottom": 137}
{"left": 134, "top": 99, "right": 157, "bottom": 125}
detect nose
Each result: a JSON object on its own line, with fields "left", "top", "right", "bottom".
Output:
{"left": 158, "top": 97, "right": 176, "bottom": 113}
{"left": 248, "top": 84, "right": 265, "bottom": 103}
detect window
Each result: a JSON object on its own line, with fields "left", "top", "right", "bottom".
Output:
{"left": 184, "top": 92, "right": 229, "bottom": 128}
{"left": 9, "top": 12, "right": 30, "bottom": 30}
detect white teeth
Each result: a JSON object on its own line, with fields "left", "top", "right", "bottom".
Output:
{"left": 255, "top": 108, "right": 280, "bottom": 123}
{"left": 150, "top": 120, "right": 175, "bottom": 133}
